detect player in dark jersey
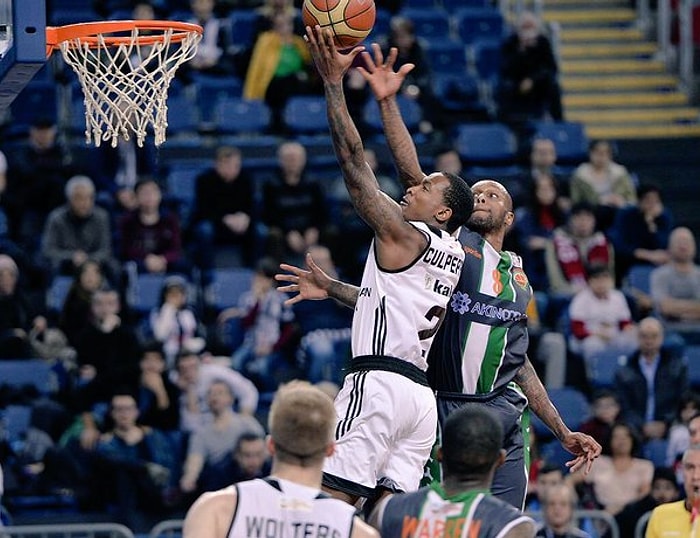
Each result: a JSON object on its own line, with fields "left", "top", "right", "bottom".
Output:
{"left": 369, "top": 404, "right": 536, "bottom": 537}
{"left": 276, "top": 44, "right": 601, "bottom": 510}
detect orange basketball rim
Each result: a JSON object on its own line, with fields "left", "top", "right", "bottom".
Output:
{"left": 45, "top": 20, "right": 203, "bottom": 58}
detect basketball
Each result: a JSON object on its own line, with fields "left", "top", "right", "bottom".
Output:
{"left": 302, "top": 0, "right": 376, "bottom": 49}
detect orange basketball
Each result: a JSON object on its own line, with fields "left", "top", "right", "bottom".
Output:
{"left": 302, "top": 0, "right": 376, "bottom": 49}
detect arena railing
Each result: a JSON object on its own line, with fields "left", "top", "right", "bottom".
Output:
{"left": 0, "top": 523, "right": 135, "bottom": 537}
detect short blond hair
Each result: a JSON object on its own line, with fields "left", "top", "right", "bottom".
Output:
{"left": 268, "top": 380, "right": 336, "bottom": 465}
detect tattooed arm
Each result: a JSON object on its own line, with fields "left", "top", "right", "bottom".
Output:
{"left": 305, "top": 27, "right": 425, "bottom": 268}
{"left": 515, "top": 356, "right": 602, "bottom": 474}
{"left": 357, "top": 44, "right": 424, "bottom": 189}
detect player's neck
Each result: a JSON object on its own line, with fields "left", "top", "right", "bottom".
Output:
{"left": 269, "top": 462, "right": 324, "bottom": 490}
{"left": 441, "top": 475, "right": 491, "bottom": 497}
{"left": 483, "top": 231, "right": 504, "bottom": 252}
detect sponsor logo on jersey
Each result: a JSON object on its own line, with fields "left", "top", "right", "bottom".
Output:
{"left": 463, "top": 245, "right": 482, "bottom": 259}
{"left": 450, "top": 291, "right": 526, "bottom": 322}
{"left": 433, "top": 279, "right": 453, "bottom": 297}
{"left": 513, "top": 269, "right": 529, "bottom": 290}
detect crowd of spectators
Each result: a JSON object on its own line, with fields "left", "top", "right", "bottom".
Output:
{"left": 0, "top": 0, "right": 699, "bottom": 536}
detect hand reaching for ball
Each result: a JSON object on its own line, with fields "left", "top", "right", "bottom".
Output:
{"left": 304, "top": 25, "right": 365, "bottom": 84}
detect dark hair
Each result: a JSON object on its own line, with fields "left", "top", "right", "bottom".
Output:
{"left": 441, "top": 172, "right": 474, "bottom": 233}
{"left": 140, "top": 339, "right": 165, "bottom": 357}
{"left": 586, "top": 263, "right": 611, "bottom": 280}
{"left": 235, "top": 432, "right": 265, "bottom": 452}
{"left": 604, "top": 421, "right": 642, "bottom": 457}
{"left": 592, "top": 388, "right": 620, "bottom": 403}
{"left": 134, "top": 176, "right": 160, "bottom": 193}
{"left": 441, "top": 404, "right": 503, "bottom": 478}
{"left": 653, "top": 466, "right": 679, "bottom": 489}
{"left": 256, "top": 257, "right": 279, "bottom": 279}
{"left": 570, "top": 201, "right": 596, "bottom": 217}
{"left": 637, "top": 182, "right": 662, "bottom": 200}
{"left": 216, "top": 145, "right": 241, "bottom": 160}
{"left": 678, "top": 390, "right": 700, "bottom": 418}
{"left": 527, "top": 175, "right": 567, "bottom": 225}
{"left": 538, "top": 462, "right": 564, "bottom": 476}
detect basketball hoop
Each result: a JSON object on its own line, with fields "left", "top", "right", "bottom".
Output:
{"left": 46, "top": 20, "right": 203, "bottom": 147}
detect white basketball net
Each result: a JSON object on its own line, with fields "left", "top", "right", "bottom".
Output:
{"left": 58, "top": 27, "right": 201, "bottom": 147}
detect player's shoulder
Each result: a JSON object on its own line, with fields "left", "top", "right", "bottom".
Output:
{"left": 183, "top": 486, "right": 238, "bottom": 538}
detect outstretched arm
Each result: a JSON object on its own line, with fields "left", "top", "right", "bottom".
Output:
{"left": 515, "top": 357, "right": 601, "bottom": 474}
{"left": 357, "top": 44, "right": 424, "bottom": 188}
{"left": 276, "top": 253, "right": 360, "bottom": 308}
{"left": 306, "top": 27, "right": 424, "bottom": 268}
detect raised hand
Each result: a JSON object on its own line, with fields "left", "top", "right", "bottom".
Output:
{"left": 304, "top": 25, "right": 365, "bottom": 84}
{"left": 356, "top": 43, "right": 415, "bottom": 101}
{"left": 275, "top": 253, "right": 333, "bottom": 305}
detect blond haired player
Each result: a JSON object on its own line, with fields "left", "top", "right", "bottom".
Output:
{"left": 182, "top": 381, "right": 378, "bottom": 538}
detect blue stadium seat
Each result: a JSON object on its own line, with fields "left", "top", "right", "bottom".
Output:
{"left": 8, "top": 81, "right": 58, "bottom": 136}
{"left": 213, "top": 98, "right": 271, "bottom": 135}
{"left": 643, "top": 438, "right": 669, "bottom": 467}
{"left": 46, "top": 275, "right": 74, "bottom": 316}
{"left": 127, "top": 273, "right": 194, "bottom": 315}
{"left": 0, "top": 359, "right": 56, "bottom": 395}
{"left": 205, "top": 267, "right": 255, "bottom": 312}
{"left": 1, "top": 405, "right": 32, "bottom": 443}
{"left": 398, "top": 9, "right": 452, "bottom": 44}
{"left": 226, "top": 10, "right": 260, "bottom": 51}
{"left": 532, "top": 387, "right": 590, "bottom": 439}
{"left": 586, "top": 348, "right": 627, "bottom": 389}
{"left": 165, "top": 161, "right": 209, "bottom": 222}
{"left": 533, "top": 121, "right": 589, "bottom": 165}
{"left": 48, "top": 8, "right": 101, "bottom": 26}
{"left": 283, "top": 96, "right": 329, "bottom": 135}
{"left": 685, "top": 345, "right": 700, "bottom": 390}
{"left": 432, "top": 72, "right": 484, "bottom": 113}
{"left": 624, "top": 264, "right": 655, "bottom": 296}
{"left": 443, "top": 0, "right": 490, "bottom": 9}
{"left": 363, "top": 96, "right": 422, "bottom": 134}
{"left": 367, "top": 8, "right": 392, "bottom": 42}
{"left": 473, "top": 40, "right": 502, "bottom": 83}
{"left": 401, "top": 0, "right": 440, "bottom": 8}
{"left": 166, "top": 93, "right": 201, "bottom": 135}
{"left": 424, "top": 41, "right": 468, "bottom": 74}
{"left": 194, "top": 75, "right": 243, "bottom": 124}
{"left": 454, "top": 8, "right": 505, "bottom": 45}
{"left": 539, "top": 439, "right": 574, "bottom": 473}
{"left": 455, "top": 123, "right": 517, "bottom": 166}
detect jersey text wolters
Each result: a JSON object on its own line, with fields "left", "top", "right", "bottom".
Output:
{"left": 352, "top": 221, "right": 464, "bottom": 372}
{"left": 228, "top": 477, "right": 356, "bottom": 538}
{"left": 376, "top": 483, "right": 533, "bottom": 538}
{"left": 427, "top": 226, "right": 533, "bottom": 394}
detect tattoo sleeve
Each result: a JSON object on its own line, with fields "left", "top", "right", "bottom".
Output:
{"left": 515, "top": 356, "right": 571, "bottom": 441}
{"left": 324, "top": 81, "right": 393, "bottom": 231}
{"left": 378, "top": 97, "right": 424, "bottom": 188}
{"left": 327, "top": 280, "right": 359, "bottom": 309}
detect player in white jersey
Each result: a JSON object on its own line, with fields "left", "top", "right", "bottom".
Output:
{"left": 291, "top": 27, "right": 473, "bottom": 508}
{"left": 279, "top": 41, "right": 601, "bottom": 510}
{"left": 182, "top": 381, "right": 378, "bottom": 538}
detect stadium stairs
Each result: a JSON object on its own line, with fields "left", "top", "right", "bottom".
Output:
{"left": 544, "top": 0, "right": 700, "bottom": 138}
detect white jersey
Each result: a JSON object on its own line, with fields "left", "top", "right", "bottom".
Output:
{"left": 229, "top": 477, "right": 356, "bottom": 538}
{"left": 351, "top": 221, "right": 464, "bottom": 372}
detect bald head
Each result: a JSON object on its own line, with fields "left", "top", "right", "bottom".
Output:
{"left": 669, "top": 226, "right": 697, "bottom": 263}
{"left": 638, "top": 316, "right": 663, "bottom": 358}
{"left": 472, "top": 180, "right": 513, "bottom": 211}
